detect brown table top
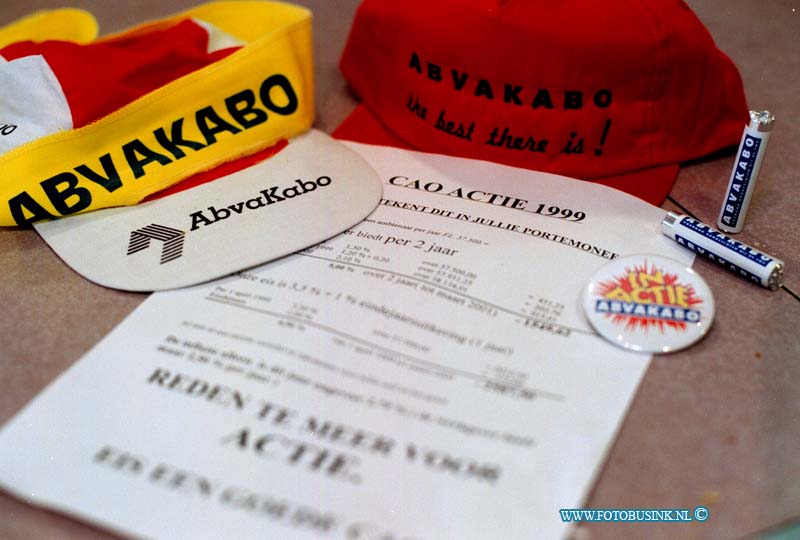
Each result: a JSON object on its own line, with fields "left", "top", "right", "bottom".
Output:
{"left": 1, "top": 1, "right": 798, "bottom": 539}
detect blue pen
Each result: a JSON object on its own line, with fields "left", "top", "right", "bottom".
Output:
{"left": 717, "top": 110, "right": 774, "bottom": 233}
{"left": 661, "top": 212, "right": 784, "bottom": 290}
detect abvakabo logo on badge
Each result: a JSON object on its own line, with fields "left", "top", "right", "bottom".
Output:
{"left": 126, "top": 175, "right": 333, "bottom": 265}
{"left": 592, "top": 261, "right": 705, "bottom": 331}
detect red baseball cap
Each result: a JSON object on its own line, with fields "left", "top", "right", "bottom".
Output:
{"left": 335, "top": 0, "right": 749, "bottom": 204}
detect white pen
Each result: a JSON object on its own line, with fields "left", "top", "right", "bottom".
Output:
{"left": 661, "top": 212, "right": 784, "bottom": 290}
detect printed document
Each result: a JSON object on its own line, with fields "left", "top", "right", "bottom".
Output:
{"left": 0, "top": 143, "right": 692, "bottom": 540}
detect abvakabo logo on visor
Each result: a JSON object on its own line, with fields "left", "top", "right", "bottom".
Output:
{"left": 126, "top": 175, "right": 334, "bottom": 265}
{"left": 127, "top": 224, "right": 185, "bottom": 264}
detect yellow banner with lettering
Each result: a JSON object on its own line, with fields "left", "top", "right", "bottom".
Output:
{"left": 0, "top": 2, "right": 313, "bottom": 226}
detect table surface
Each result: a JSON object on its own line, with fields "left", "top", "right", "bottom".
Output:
{"left": 1, "top": 2, "right": 798, "bottom": 539}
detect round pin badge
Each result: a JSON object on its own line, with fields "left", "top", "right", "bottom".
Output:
{"left": 582, "top": 254, "right": 715, "bottom": 353}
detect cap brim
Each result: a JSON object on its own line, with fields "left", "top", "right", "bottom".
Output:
{"left": 588, "top": 162, "right": 679, "bottom": 206}
{"left": 334, "top": 104, "right": 678, "bottom": 206}
{"left": 34, "top": 129, "right": 383, "bottom": 291}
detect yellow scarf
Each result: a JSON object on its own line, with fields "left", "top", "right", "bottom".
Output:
{"left": 0, "top": 2, "right": 313, "bottom": 226}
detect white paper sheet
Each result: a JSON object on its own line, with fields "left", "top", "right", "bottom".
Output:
{"left": 0, "top": 143, "right": 692, "bottom": 540}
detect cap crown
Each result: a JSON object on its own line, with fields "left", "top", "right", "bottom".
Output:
{"left": 340, "top": 0, "right": 748, "bottom": 181}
